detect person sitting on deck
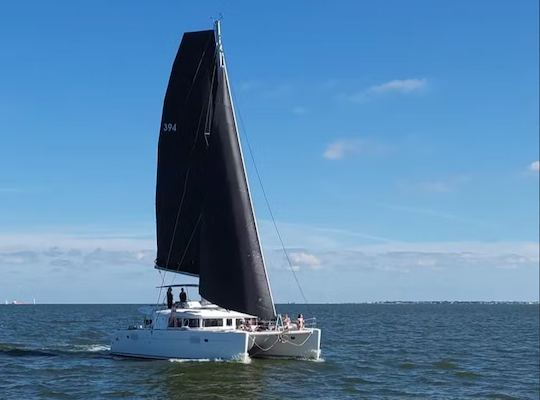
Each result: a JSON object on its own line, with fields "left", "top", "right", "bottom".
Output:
{"left": 297, "top": 314, "right": 304, "bottom": 330}
{"left": 244, "top": 318, "right": 253, "bottom": 331}
{"left": 283, "top": 314, "right": 291, "bottom": 330}
{"left": 166, "top": 287, "right": 173, "bottom": 309}
{"left": 179, "top": 288, "right": 187, "bottom": 305}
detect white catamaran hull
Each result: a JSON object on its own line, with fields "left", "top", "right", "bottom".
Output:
{"left": 111, "top": 329, "right": 251, "bottom": 361}
{"left": 111, "top": 327, "right": 321, "bottom": 361}
{"left": 249, "top": 329, "right": 321, "bottom": 359}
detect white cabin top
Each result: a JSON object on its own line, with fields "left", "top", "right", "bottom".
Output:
{"left": 157, "top": 301, "right": 256, "bottom": 320}
{"left": 142, "top": 300, "right": 260, "bottom": 331}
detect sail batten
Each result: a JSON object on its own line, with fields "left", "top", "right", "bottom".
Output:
{"left": 155, "top": 25, "right": 276, "bottom": 320}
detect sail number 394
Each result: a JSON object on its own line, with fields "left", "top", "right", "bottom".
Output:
{"left": 162, "top": 123, "right": 177, "bottom": 133}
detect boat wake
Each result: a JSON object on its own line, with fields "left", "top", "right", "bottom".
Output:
{"left": 307, "top": 356, "right": 325, "bottom": 363}
{"left": 0, "top": 342, "right": 111, "bottom": 358}
{"left": 0, "top": 343, "right": 58, "bottom": 358}
{"left": 168, "top": 356, "right": 252, "bottom": 364}
{"left": 72, "top": 344, "right": 111, "bottom": 353}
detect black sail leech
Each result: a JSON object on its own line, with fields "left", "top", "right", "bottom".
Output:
{"left": 155, "top": 28, "right": 276, "bottom": 320}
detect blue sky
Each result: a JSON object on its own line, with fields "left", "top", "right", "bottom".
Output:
{"left": 0, "top": 0, "right": 538, "bottom": 303}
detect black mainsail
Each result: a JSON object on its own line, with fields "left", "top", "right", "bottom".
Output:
{"left": 155, "top": 24, "right": 276, "bottom": 320}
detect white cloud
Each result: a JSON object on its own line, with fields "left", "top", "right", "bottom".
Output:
{"left": 1, "top": 226, "right": 538, "bottom": 303}
{"left": 289, "top": 251, "right": 321, "bottom": 269}
{"left": 270, "top": 241, "right": 539, "bottom": 273}
{"left": 323, "top": 140, "right": 358, "bottom": 160}
{"left": 368, "top": 78, "right": 427, "bottom": 95}
{"left": 345, "top": 78, "right": 427, "bottom": 103}
{"left": 529, "top": 160, "right": 539, "bottom": 172}
{"left": 0, "top": 232, "right": 155, "bottom": 270}
{"left": 323, "top": 138, "right": 389, "bottom": 160}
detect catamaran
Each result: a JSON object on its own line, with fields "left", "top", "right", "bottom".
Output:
{"left": 110, "top": 21, "right": 321, "bottom": 361}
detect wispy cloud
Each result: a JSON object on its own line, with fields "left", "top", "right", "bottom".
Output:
{"left": 266, "top": 241, "right": 539, "bottom": 273}
{"left": 0, "top": 233, "right": 154, "bottom": 271}
{"left": 345, "top": 78, "right": 427, "bottom": 103}
{"left": 397, "top": 176, "right": 471, "bottom": 194}
{"left": 529, "top": 160, "right": 539, "bottom": 172}
{"left": 323, "top": 138, "right": 390, "bottom": 160}
{"left": 378, "top": 203, "right": 496, "bottom": 228}
{"left": 9, "top": 230, "right": 534, "bottom": 274}
{"left": 368, "top": 79, "right": 427, "bottom": 95}
{"left": 323, "top": 140, "right": 359, "bottom": 160}
{"left": 0, "top": 187, "right": 21, "bottom": 193}
{"left": 1, "top": 227, "right": 538, "bottom": 303}
{"left": 258, "top": 221, "right": 537, "bottom": 274}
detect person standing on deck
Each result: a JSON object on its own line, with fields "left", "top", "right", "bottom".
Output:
{"left": 179, "top": 288, "right": 187, "bottom": 306}
{"left": 297, "top": 314, "right": 304, "bottom": 330}
{"left": 166, "top": 287, "right": 173, "bottom": 309}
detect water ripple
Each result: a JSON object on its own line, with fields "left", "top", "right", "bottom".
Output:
{"left": 0, "top": 303, "right": 538, "bottom": 399}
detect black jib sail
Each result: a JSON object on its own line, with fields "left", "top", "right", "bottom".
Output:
{"left": 155, "top": 27, "right": 276, "bottom": 320}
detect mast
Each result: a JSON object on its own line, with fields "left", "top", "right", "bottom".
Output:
{"left": 213, "top": 20, "right": 277, "bottom": 317}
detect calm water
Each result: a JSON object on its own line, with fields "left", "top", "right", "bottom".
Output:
{"left": 0, "top": 304, "right": 538, "bottom": 399}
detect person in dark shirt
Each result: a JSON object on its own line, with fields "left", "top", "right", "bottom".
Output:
{"left": 179, "top": 288, "right": 187, "bottom": 303}
{"left": 166, "top": 287, "right": 173, "bottom": 309}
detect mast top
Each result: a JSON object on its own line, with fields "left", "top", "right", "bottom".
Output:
{"left": 214, "top": 19, "right": 225, "bottom": 67}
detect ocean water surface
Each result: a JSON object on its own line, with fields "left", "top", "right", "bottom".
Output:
{"left": 0, "top": 304, "right": 538, "bottom": 399}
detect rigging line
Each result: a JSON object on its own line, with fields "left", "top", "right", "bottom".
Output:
{"left": 167, "top": 213, "right": 203, "bottom": 287}
{"left": 181, "top": 36, "right": 213, "bottom": 112}
{"left": 230, "top": 90, "right": 309, "bottom": 305}
{"left": 155, "top": 45, "right": 217, "bottom": 307}
{"left": 203, "top": 64, "right": 217, "bottom": 137}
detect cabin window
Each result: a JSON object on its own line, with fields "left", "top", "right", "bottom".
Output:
{"left": 226, "top": 319, "right": 233, "bottom": 326}
{"left": 168, "top": 318, "right": 183, "bottom": 328}
{"left": 188, "top": 319, "right": 200, "bottom": 328}
{"left": 203, "top": 319, "right": 224, "bottom": 327}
